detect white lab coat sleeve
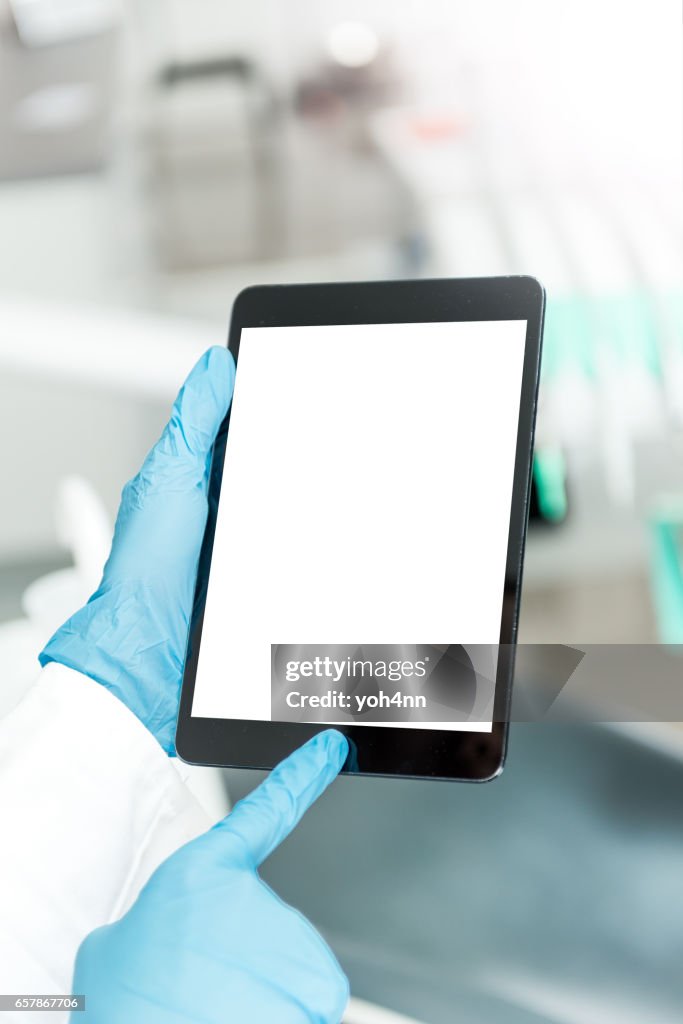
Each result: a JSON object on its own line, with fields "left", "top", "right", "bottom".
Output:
{"left": 0, "top": 662, "right": 212, "bottom": 1013}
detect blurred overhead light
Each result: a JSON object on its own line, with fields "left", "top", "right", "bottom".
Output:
{"left": 326, "top": 20, "right": 380, "bottom": 68}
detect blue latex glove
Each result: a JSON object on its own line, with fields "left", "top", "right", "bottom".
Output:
{"left": 73, "top": 729, "right": 349, "bottom": 1024}
{"left": 40, "top": 347, "right": 235, "bottom": 753}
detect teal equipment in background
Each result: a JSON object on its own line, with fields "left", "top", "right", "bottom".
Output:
{"left": 649, "top": 500, "right": 683, "bottom": 645}
{"left": 540, "top": 290, "right": 673, "bottom": 384}
{"left": 532, "top": 288, "right": 683, "bottom": 525}
{"left": 532, "top": 448, "right": 568, "bottom": 523}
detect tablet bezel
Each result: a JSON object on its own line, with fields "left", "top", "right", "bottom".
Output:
{"left": 176, "top": 276, "right": 545, "bottom": 781}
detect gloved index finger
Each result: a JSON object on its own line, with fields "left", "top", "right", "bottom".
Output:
{"left": 217, "top": 730, "right": 348, "bottom": 868}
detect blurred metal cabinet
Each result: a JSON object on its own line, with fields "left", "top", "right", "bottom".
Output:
{"left": 0, "top": 0, "right": 120, "bottom": 179}
{"left": 142, "top": 56, "right": 283, "bottom": 268}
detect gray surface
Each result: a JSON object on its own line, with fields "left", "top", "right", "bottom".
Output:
{"left": 227, "top": 725, "right": 683, "bottom": 1023}
{"left": 0, "top": 555, "right": 69, "bottom": 622}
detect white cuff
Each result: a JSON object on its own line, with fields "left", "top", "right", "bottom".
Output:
{"left": 0, "top": 663, "right": 211, "bottom": 1003}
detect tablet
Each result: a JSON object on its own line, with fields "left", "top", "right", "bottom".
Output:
{"left": 177, "top": 277, "right": 544, "bottom": 781}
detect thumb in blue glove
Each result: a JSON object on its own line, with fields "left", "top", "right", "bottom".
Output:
{"left": 40, "top": 347, "right": 235, "bottom": 753}
{"left": 73, "top": 729, "right": 350, "bottom": 1024}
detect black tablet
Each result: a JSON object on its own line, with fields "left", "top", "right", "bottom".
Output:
{"left": 177, "top": 277, "right": 544, "bottom": 781}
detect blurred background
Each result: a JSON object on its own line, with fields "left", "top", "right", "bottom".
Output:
{"left": 1, "top": 0, "right": 682, "bottom": 649}
{"left": 0, "top": 2, "right": 682, "bottom": 1022}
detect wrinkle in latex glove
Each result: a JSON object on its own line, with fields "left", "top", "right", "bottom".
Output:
{"left": 72, "top": 730, "right": 350, "bottom": 1024}
{"left": 40, "top": 347, "right": 236, "bottom": 753}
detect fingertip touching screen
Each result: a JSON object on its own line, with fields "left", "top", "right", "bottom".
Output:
{"left": 190, "top": 318, "right": 527, "bottom": 734}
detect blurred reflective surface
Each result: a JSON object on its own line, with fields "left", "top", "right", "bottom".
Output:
{"left": 233, "top": 723, "right": 683, "bottom": 1023}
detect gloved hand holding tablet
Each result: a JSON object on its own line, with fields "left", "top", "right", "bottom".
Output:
{"left": 40, "top": 346, "right": 236, "bottom": 754}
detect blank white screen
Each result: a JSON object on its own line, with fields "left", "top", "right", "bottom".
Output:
{"left": 191, "top": 320, "right": 526, "bottom": 730}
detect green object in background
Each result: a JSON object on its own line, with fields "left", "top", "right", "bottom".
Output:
{"left": 541, "top": 295, "right": 596, "bottom": 382}
{"left": 538, "top": 289, "right": 683, "bottom": 637}
{"left": 541, "top": 289, "right": 683, "bottom": 384}
{"left": 649, "top": 499, "right": 683, "bottom": 645}
{"left": 533, "top": 448, "right": 568, "bottom": 522}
